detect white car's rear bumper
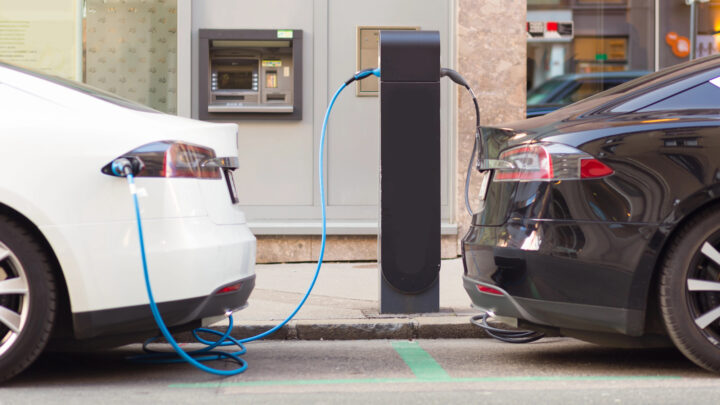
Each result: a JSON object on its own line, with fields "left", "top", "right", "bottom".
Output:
{"left": 40, "top": 217, "right": 256, "bottom": 338}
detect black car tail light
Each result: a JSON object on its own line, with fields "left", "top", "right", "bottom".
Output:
{"left": 476, "top": 284, "right": 505, "bottom": 296}
{"left": 494, "top": 142, "right": 613, "bottom": 182}
{"left": 102, "top": 141, "right": 221, "bottom": 179}
{"left": 579, "top": 157, "right": 614, "bottom": 179}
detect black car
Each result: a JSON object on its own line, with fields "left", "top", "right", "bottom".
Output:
{"left": 526, "top": 71, "right": 649, "bottom": 118}
{"left": 463, "top": 54, "right": 720, "bottom": 372}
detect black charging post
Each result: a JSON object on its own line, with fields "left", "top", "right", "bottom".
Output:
{"left": 378, "top": 30, "right": 441, "bottom": 314}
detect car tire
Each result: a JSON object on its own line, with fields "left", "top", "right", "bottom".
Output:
{"left": 0, "top": 215, "right": 56, "bottom": 383}
{"left": 659, "top": 208, "right": 720, "bottom": 373}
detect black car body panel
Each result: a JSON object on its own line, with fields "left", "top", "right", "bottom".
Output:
{"left": 526, "top": 104, "right": 563, "bottom": 118}
{"left": 463, "top": 220, "right": 654, "bottom": 335}
{"left": 464, "top": 54, "right": 720, "bottom": 340}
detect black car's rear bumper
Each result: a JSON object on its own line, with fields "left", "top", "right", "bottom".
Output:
{"left": 462, "top": 219, "right": 658, "bottom": 336}
{"left": 463, "top": 276, "right": 644, "bottom": 335}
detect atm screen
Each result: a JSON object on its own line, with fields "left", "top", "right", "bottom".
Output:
{"left": 217, "top": 71, "right": 253, "bottom": 90}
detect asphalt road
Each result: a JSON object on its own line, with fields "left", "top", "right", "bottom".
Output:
{"left": 2, "top": 338, "right": 720, "bottom": 404}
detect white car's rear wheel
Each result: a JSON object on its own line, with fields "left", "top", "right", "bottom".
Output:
{"left": 0, "top": 216, "right": 56, "bottom": 383}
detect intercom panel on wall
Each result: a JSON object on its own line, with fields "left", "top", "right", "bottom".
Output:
{"left": 198, "top": 29, "right": 302, "bottom": 121}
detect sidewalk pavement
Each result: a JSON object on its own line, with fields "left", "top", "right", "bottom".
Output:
{"left": 206, "top": 258, "right": 491, "bottom": 340}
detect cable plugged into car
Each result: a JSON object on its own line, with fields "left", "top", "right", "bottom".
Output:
{"left": 440, "top": 68, "right": 482, "bottom": 217}
{"left": 439, "top": 68, "right": 547, "bottom": 344}
{"left": 103, "top": 64, "right": 540, "bottom": 375}
{"left": 109, "top": 157, "right": 143, "bottom": 177}
{"left": 110, "top": 68, "right": 380, "bottom": 376}
{"left": 109, "top": 62, "right": 540, "bottom": 373}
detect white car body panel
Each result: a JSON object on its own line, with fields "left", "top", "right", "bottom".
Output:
{"left": 0, "top": 65, "right": 255, "bottom": 314}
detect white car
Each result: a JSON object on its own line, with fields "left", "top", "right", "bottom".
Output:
{"left": 0, "top": 63, "right": 256, "bottom": 381}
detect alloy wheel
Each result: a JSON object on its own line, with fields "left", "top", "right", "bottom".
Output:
{"left": 0, "top": 241, "right": 30, "bottom": 358}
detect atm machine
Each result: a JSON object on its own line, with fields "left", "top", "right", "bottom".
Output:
{"left": 198, "top": 29, "right": 302, "bottom": 120}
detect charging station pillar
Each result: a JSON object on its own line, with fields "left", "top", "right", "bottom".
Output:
{"left": 378, "top": 30, "right": 441, "bottom": 314}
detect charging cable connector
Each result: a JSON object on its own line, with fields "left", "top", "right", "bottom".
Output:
{"left": 345, "top": 68, "right": 381, "bottom": 85}
{"left": 110, "top": 157, "right": 144, "bottom": 177}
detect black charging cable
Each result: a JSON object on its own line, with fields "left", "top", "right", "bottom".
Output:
{"left": 470, "top": 312, "right": 544, "bottom": 344}
{"left": 440, "top": 68, "right": 482, "bottom": 217}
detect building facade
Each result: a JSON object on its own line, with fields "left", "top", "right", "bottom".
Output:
{"left": 2, "top": 0, "right": 717, "bottom": 262}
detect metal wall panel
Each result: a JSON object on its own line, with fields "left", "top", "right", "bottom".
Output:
{"left": 191, "top": 0, "right": 315, "bottom": 208}
{"left": 190, "top": 0, "right": 454, "bottom": 233}
{"left": 326, "top": 0, "right": 452, "bottom": 216}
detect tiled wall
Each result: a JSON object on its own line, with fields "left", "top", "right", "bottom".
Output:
{"left": 85, "top": 0, "right": 177, "bottom": 113}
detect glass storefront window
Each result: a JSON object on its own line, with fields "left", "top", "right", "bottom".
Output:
{"left": 83, "top": 0, "right": 177, "bottom": 114}
{"left": 0, "top": 1, "right": 177, "bottom": 114}
{"left": 527, "top": 0, "right": 720, "bottom": 116}
{"left": 527, "top": 0, "right": 654, "bottom": 114}
{"left": 0, "top": 0, "right": 83, "bottom": 81}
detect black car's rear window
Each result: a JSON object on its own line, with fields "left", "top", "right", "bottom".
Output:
{"left": 566, "top": 54, "right": 720, "bottom": 116}
{"left": 596, "top": 56, "right": 720, "bottom": 101}
{"left": 639, "top": 81, "right": 720, "bottom": 112}
{"left": 0, "top": 62, "right": 158, "bottom": 113}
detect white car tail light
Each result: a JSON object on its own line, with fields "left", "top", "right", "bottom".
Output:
{"left": 102, "top": 141, "right": 222, "bottom": 179}
{"left": 493, "top": 143, "right": 613, "bottom": 182}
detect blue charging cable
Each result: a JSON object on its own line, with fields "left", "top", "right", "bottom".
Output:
{"left": 119, "top": 68, "right": 380, "bottom": 376}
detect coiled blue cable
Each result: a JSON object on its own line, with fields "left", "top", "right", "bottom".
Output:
{"left": 124, "top": 68, "right": 379, "bottom": 376}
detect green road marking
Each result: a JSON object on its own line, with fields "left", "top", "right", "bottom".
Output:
{"left": 169, "top": 375, "right": 682, "bottom": 389}
{"left": 391, "top": 340, "right": 450, "bottom": 380}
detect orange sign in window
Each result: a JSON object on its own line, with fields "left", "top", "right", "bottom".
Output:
{"left": 666, "top": 32, "right": 690, "bottom": 58}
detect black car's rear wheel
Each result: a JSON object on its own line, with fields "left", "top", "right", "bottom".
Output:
{"left": 0, "top": 216, "right": 56, "bottom": 383}
{"left": 660, "top": 209, "right": 720, "bottom": 373}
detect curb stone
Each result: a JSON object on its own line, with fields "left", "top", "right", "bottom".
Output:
{"left": 175, "top": 316, "right": 491, "bottom": 342}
